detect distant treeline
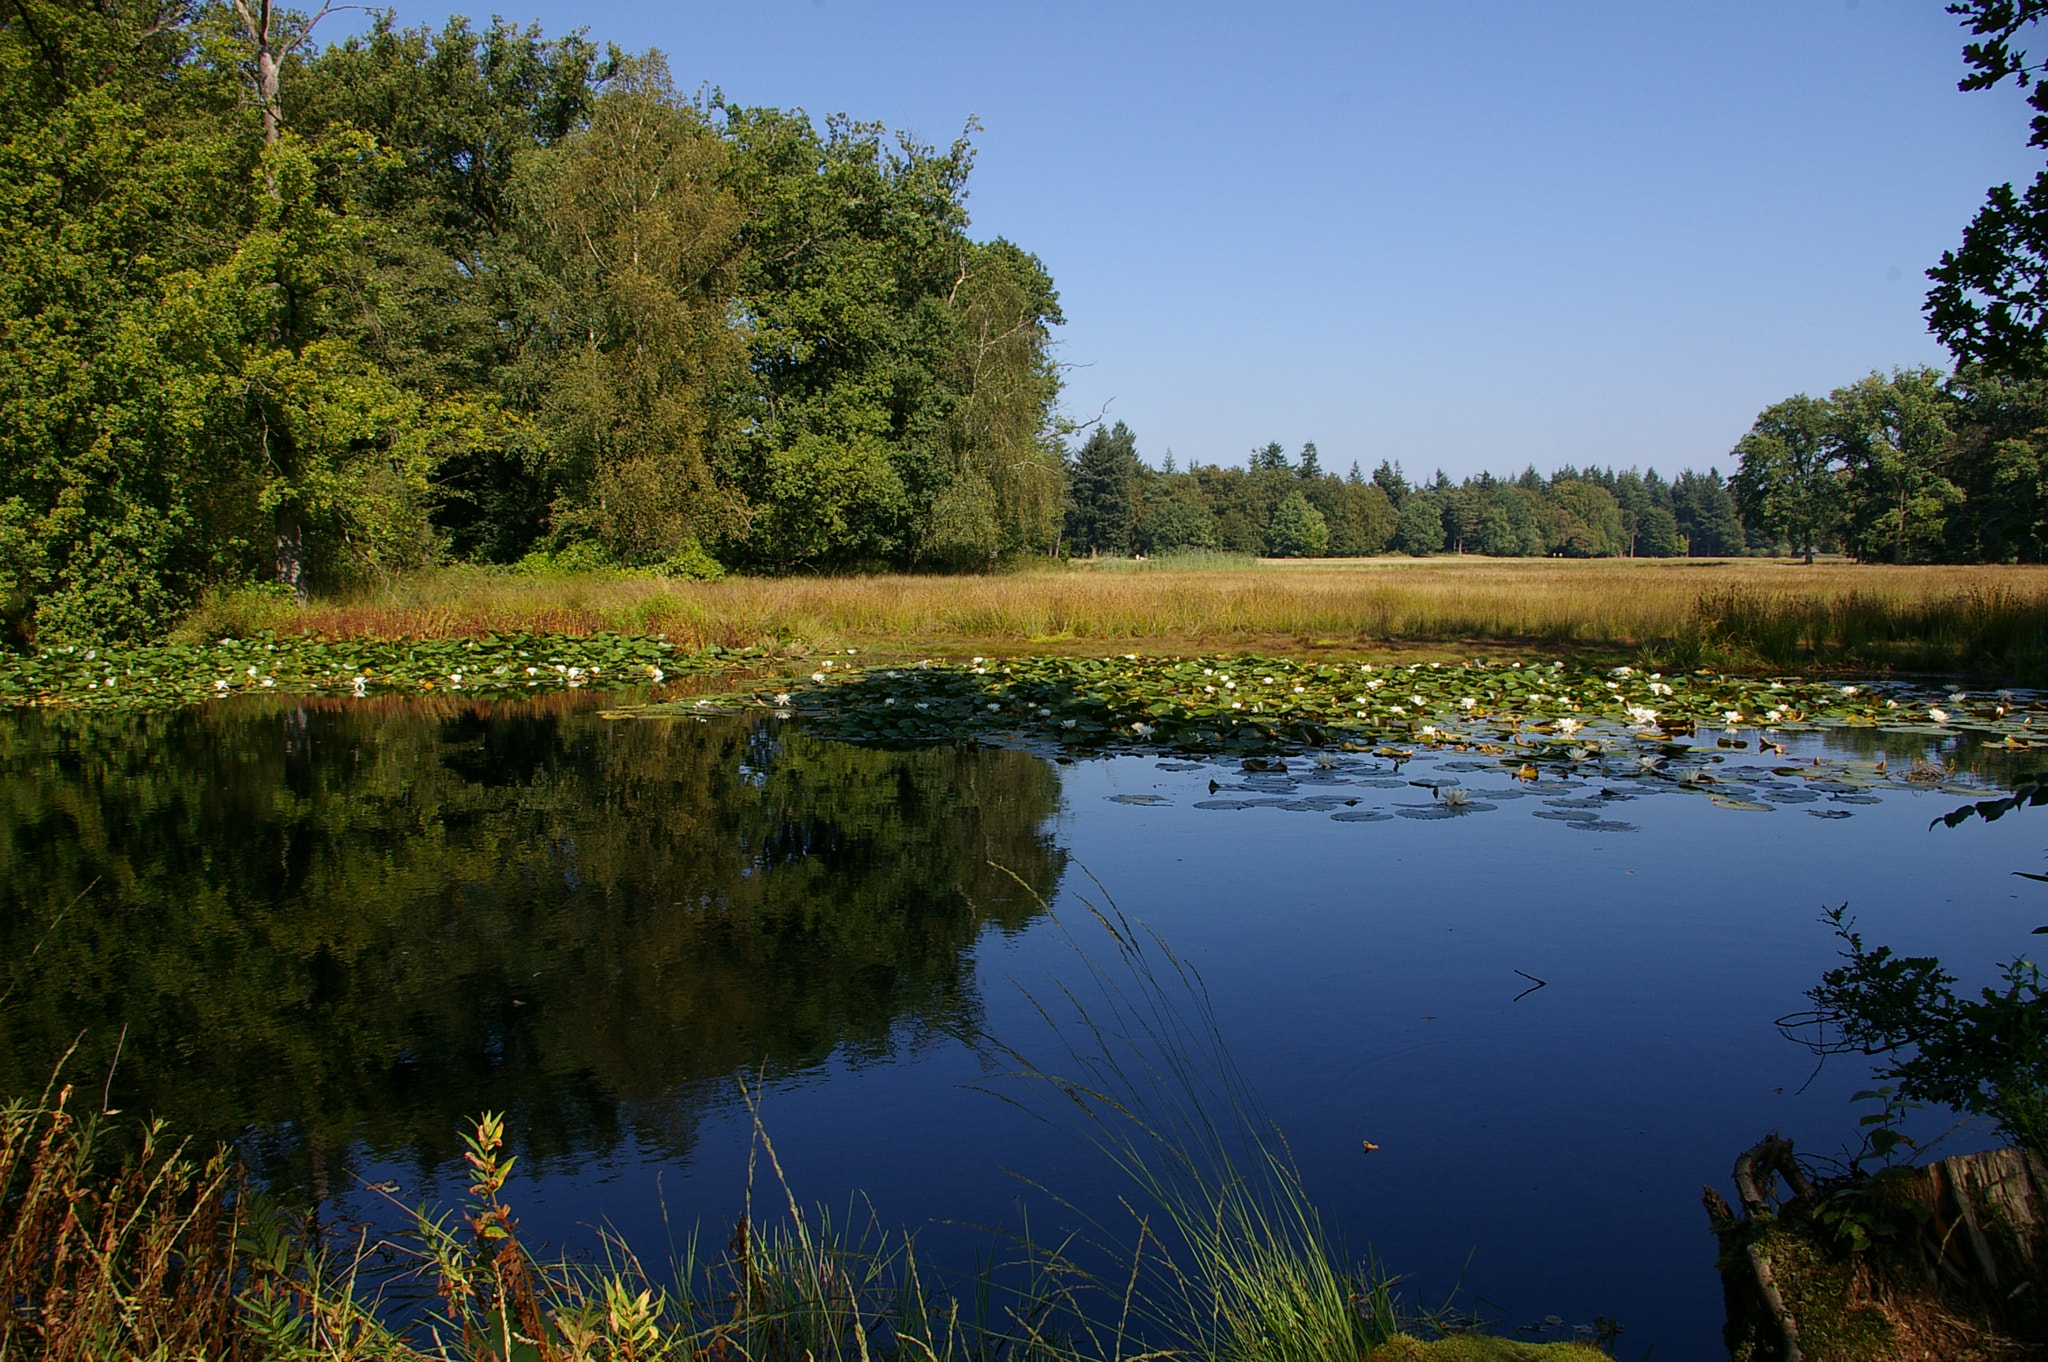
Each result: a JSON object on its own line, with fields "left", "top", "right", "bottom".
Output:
{"left": 1064, "top": 425, "right": 1748, "bottom": 560}
{"left": 1072, "top": 359, "right": 2048, "bottom": 565}
{"left": 1, "top": 4, "right": 1064, "bottom": 644}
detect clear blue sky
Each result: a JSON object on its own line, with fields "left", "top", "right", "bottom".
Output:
{"left": 345, "top": 1, "right": 2041, "bottom": 480}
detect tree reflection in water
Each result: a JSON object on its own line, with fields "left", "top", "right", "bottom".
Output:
{"left": 0, "top": 695, "right": 1066, "bottom": 1194}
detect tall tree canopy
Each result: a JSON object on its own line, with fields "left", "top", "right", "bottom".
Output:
{"left": 0, "top": 2, "right": 1066, "bottom": 643}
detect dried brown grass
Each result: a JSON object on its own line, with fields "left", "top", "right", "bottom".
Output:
{"left": 181, "top": 557, "right": 2048, "bottom": 676}
{"left": 0, "top": 1080, "right": 243, "bottom": 1360}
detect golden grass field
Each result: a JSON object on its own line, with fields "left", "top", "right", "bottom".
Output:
{"left": 178, "top": 554, "right": 2048, "bottom": 676}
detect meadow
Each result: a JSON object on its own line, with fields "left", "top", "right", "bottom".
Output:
{"left": 184, "top": 556, "right": 2048, "bottom": 679}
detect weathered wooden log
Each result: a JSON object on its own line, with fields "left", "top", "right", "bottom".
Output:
{"left": 1706, "top": 1135, "right": 2048, "bottom": 1360}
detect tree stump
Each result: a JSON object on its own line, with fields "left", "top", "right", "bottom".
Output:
{"left": 1705, "top": 1135, "right": 2048, "bottom": 1360}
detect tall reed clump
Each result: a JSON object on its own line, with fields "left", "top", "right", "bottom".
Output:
{"left": 1684, "top": 585, "right": 2048, "bottom": 676}
{"left": 981, "top": 887, "right": 1405, "bottom": 1362}
{"left": 0, "top": 1080, "right": 244, "bottom": 1360}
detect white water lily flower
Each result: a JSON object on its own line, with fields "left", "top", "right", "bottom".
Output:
{"left": 1409, "top": 695, "right": 1424, "bottom": 706}
{"left": 775, "top": 693, "right": 791, "bottom": 705}
{"left": 1225, "top": 680, "right": 1236, "bottom": 689}
{"left": 1557, "top": 717, "right": 1582, "bottom": 735}
{"left": 450, "top": 674, "right": 462, "bottom": 685}
{"left": 1840, "top": 686, "right": 1859, "bottom": 696}
{"left": 246, "top": 666, "right": 258, "bottom": 678}
{"left": 1420, "top": 725, "right": 1437, "bottom": 736}
{"left": 1293, "top": 685, "right": 1306, "bottom": 694}
{"left": 1605, "top": 681, "right": 1620, "bottom": 690}
{"left": 1038, "top": 707, "right": 1052, "bottom": 716}
{"left": 261, "top": 678, "right": 274, "bottom": 688}
{"left": 1460, "top": 697, "right": 1477, "bottom": 708}
{"left": 1766, "top": 708, "right": 1783, "bottom": 722}
{"left": 1263, "top": 675, "right": 1276, "bottom": 683}
{"left": 1368, "top": 679, "right": 1385, "bottom": 689}
{"left": 883, "top": 697, "right": 896, "bottom": 705}
{"left": 651, "top": 669, "right": 664, "bottom": 683}
{"left": 1126, "top": 653, "right": 1139, "bottom": 660}
{"left": 824, "top": 659, "right": 837, "bottom": 667}
{"left": 1930, "top": 708, "right": 1951, "bottom": 722}
{"left": 1062, "top": 718, "right": 1078, "bottom": 728}
{"left": 1231, "top": 701, "right": 1243, "bottom": 710}
{"left": 1356, "top": 710, "right": 1368, "bottom": 717}
{"left": 988, "top": 703, "right": 1001, "bottom": 712}
{"left": 214, "top": 678, "right": 229, "bottom": 691}
{"left": 1390, "top": 705, "right": 1406, "bottom": 715}
{"left": 971, "top": 657, "right": 983, "bottom": 665}
{"left": 1723, "top": 710, "right": 1741, "bottom": 723}
{"left": 1627, "top": 706, "right": 1658, "bottom": 725}
{"left": 1205, "top": 685, "right": 1217, "bottom": 693}
{"left": 811, "top": 672, "right": 827, "bottom": 683}
{"left": 1611, "top": 666, "right": 1633, "bottom": 677}
{"left": 1131, "top": 722, "right": 1155, "bottom": 736}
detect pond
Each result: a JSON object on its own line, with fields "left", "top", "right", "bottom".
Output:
{"left": 0, "top": 691, "right": 2041, "bottom": 1358}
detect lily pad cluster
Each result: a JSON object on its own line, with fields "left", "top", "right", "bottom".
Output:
{"left": 1105, "top": 743, "right": 1992, "bottom": 834}
{"left": 0, "top": 633, "right": 737, "bottom": 709}
{"left": 700, "top": 654, "right": 2048, "bottom": 756}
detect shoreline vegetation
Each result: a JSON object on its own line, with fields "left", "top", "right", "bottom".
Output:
{"left": 143, "top": 557, "right": 2048, "bottom": 680}
{"left": 0, "top": 900, "right": 1620, "bottom": 1362}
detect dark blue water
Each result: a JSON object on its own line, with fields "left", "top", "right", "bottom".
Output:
{"left": 1, "top": 695, "right": 2038, "bottom": 1359}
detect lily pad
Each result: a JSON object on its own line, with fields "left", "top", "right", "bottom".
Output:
{"left": 1807, "top": 809, "right": 1854, "bottom": 819}
{"left": 1107, "top": 794, "right": 1171, "bottom": 805}
{"left": 1330, "top": 810, "right": 1393, "bottom": 822}
{"left": 1566, "top": 819, "right": 1638, "bottom": 832}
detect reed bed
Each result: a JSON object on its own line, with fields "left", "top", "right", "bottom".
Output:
{"left": 189, "top": 559, "right": 2048, "bottom": 677}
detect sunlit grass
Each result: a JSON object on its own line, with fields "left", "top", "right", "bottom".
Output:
{"left": 185, "top": 558, "right": 2048, "bottom": 676}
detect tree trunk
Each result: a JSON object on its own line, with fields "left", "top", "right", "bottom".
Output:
{"left": 229, "top": 0, "right": 281, "bottom": 149}
{"left": 276, "top": 508, "right": 307, "bottom": 605}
